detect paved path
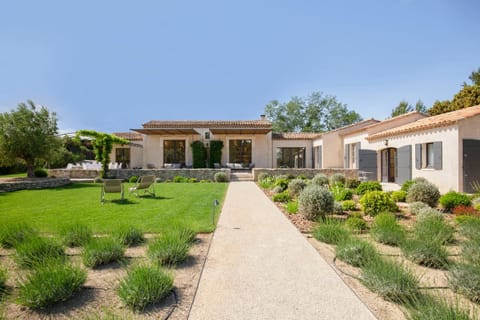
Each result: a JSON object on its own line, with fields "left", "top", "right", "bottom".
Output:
{"left": 189, "top": 181, "right": 376, "bottom": 320}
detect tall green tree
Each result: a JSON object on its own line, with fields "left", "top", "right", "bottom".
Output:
{"left": 0, "top": 100, "right": 61, "bottom": 177}
{"left": 76, "top": 130, "right": 129, "bottom": 178}
{"left": 264, "top": 91, "right": 362, "bottom": 132}
{"left": 390, "top": 99, "right": 426, "bottom": 117}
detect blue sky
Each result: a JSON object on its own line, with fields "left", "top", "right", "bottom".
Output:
{"left": 0, "top": 0, "right": 478, "bottom": 133}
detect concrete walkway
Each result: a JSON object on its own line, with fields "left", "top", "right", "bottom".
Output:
{"left": 189, "top": 182, "right": 376, "bottom": 320}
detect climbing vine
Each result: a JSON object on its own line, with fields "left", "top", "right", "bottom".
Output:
{"left": 191, "top": 140, "right": 207, "bottom": 168}
{"left": 209, "top": 140, "right": 224, "bottom": 168}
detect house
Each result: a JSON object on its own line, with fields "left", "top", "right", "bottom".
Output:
{"left": 110, "top": 105, "right": 480, "bottom": 193}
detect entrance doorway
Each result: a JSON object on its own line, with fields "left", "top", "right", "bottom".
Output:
{"left": 381, "top": 148, "right": 397, "bottom": 183}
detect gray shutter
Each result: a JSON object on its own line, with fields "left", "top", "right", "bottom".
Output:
{"left": 359, "top": 149, "right": 378, "bottom": 180}
{"left": 397, "top": 145, "right": 412, "bottom": 185}
{"left": 318, "top": 146, "right": 323, "bottom": 169}
{"left": 415, "top": 144, "right": 422, "bottom": 169}
{"left": 344, "top": 144, "right": 349, "bottom": 168}
{"left": 433, "top": 141, "right": 442, "bottom": 170}
{"left": 355, "top": 142, "right": 361, "bottom": 169}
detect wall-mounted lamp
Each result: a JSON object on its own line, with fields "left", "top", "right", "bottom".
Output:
{"left": 384, "top": 139, "right": 389, "bottom": 146}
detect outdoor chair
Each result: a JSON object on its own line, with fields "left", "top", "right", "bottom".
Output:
{"left": 129, "top": 175, "right": 156, "bottom": 197}
{"left": 100, "top": 179, "right": 124, "bottom": 203}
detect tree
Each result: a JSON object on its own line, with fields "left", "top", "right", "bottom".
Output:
{"left": 264, "top": 91, "right": 362, "bottom": 132}
{"left": 390, "top": 99, "right": 426, "bottom": 117}
{"left": 49, "top": 136, "right": 95, "bottom": 169}
{"left": 76, "top": 130, "right": 129, "bottom": 178}
{"left": 467, "top": 67, "right": 480, "bottom": 86}
{"left": 0, "top": 100, "right": 61, "bottom": 177}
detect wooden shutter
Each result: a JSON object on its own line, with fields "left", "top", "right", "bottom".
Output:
{"left": 344, "top": 144, "right": 349, "bottom": 168}
{"left": 318, "top": 146, "right": 323, "bottom": 169}
{"left": 433, "top": 141, "right": 443, "bottom": 170}
{"left": 397, "top": 145, "right": 412, "bottom": 184}
{"left": 415, "top": 144, "right": 422, "bottom": 169}
{"left": 355, "top": 142, "right": 361, "bottom": 169}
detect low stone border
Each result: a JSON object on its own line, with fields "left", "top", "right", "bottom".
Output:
{"left": 252, "top": 168, "right": 359, "bottom": 181}
{"left": 0, "top": 177, "right": 71, "bottom": 192}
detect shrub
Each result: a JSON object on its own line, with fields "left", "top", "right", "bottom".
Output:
{"left": 336, "top": 238, "right": 378, "bottom": 267}
{"left": 117, "top": 265, "right": 174, "bottom": 310}
{"left": 58, "top": 223, "right": 92, "bottom": 247}
{"left": 345, "top": 178, "right": 361, "bottom": 189}
{"left": 17, "top": 261, "right": 86, "bottom": 309}
{"left": 148, "top": 232, "right": 190, "bottom": 266}
{"left": 449, "top": 262, "right": 480, "bottom": 303}
{"left": 401, "top": 180, "right": 415, "bottom": 192}
{"left": 370, "top": 213, "right": 405, "bottom": 246}
{"left": 311, "top": 173, "right": 329, "bottom": 186}
{"left": 331, "top": 185, "right": 353, "bottom": 201}
{"left": 188, "top": 178, "right": 197, "bottom": 183}
{"left": 257, "top": 172, "right": 272, "bottom": 182}
{"left": 312, "top": 220, "right": 350, "bottom": 245}
{"left": 0, "top": 222, "right": 37, "bottom": 248}
{"left": 330, "top": 173, "right": 346, "bottom": 186}
{"left": 439, "top": 191, "right": 472, "bottom": 212}
{"left": 199, "top": 179, "right": 212, "bottom": 183}
{"left": 259, "top": 175, "right": 275, "bottom": 189}
{"left": 33, "top": 168, "right": 48, "bottom": 178}
{"left": 408, "top": 201, "right": 430, "bottom": 215}
{"left": 414, "top": 216, "right": 454, "bottom": 245}
{"left": 406, "top": 182, "right": 440, "bottom": 207}
{"left": 333, "top": 201, "right": 344, "bottom": 215}
{"left": 273, "top": 191, "right": 290, "bottom": 203}
{"left": 345, "top": 217, "right": 368, "bottom": 233}
{"left": 128, "top": 176, "right": 138, "bottom": 183}
{"left": 356, "top": 181, "right": 382, "bottom": 195}
{"left": 173, "top": 175, "right": 188, "bottom": 183}
{"left": 360, "top": 257, "right": 421, "bottom": 304}
{"left": 214, "top": 171, "right": 228, "bottom": 182}
{"left": 272, "top": 186, "right": 284, "bottom": 194}
{"left": 274, "top": 177, "right": 289, "bottom": 191}
{"left": 286, "top": 201, "right": 298, "bottom": 214}
{"left": 288, "top": 179, "right": 307, "bottom": 197}
{"left": 407, "top": 295, "right": 472, "bottom": 320}
{"left": 452, "top": 205, "right": 479, "bottom": 217}
{"left": 82, "top": 237, "right": 125, "bottom": 268}
{"left": 401, "top": 239, "right": 449, "bottom": 269}
{"left": 114, "top": 225, "right": 145, "bottom": 246}
{"left": 417, "top": 207, "right": 444, "bottom": 222}
{"left": 296, "top": 174, "right": 307, "bottom": 180}
{"left": 342, "top": 200, "right": 356, "bottom": 211}
{"left": 360, "top": 191, "right": 398, "bottom": 216}
{"left": 298, "top": 185, "right": 334, "bottom": 221}
{"left": 391, "top": 190, "right": 407, "bottom": 203}
{"left": 15, "top": 236, "right": 65, "bottom": 269}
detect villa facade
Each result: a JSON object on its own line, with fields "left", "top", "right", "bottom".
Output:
{"left": 111, "top": 105, "right": 480, "bottom": 193}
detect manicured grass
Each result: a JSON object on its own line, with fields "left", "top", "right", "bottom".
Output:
{"left": 0, "top": 172, "right": 27, "bottom": 178}
{"left": 0, "top": 182, "right": 228, "bottom": 233}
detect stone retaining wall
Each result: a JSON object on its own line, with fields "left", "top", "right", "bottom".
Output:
{"left": 48, "top": 169, "right": 100, "bottom": 179}
{"left": 108, "top": 168, "right": 231, "bottom": 181}
{"left": 252, "top": 168, "right": 359, "bottom": 181}
{"left": 0, "top": 178, "right": 71, "bottom": 192}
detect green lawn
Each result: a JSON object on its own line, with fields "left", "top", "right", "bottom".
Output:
{"left": 0, "top": 182, "right": 228, "bottom": 233}
{"left": 0, "top": 172, "right": 27, "bottom": 178}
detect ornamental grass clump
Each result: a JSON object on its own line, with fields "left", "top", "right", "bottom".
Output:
{"left": 360, "top": 191, "right": 398, "bottom": 217}
{"left": 114, "top": 225, "right": 145, "bottom": 247}
{"left": 329, "top": 173, "right": 346, "bottom": 187}
{"left": 360, "top": 257, "right": 421, "bottom": 304}
{"left": 148, "top": 232, "right": 190, "bottom": 266}
{"left": 288, "top": 179, "right": 307, "bottom": 198}
{"left": 414, "top": 216, "right": 454, "bottom": 245}
{"left": 168, "top": 225, "right": 197, "bottom": 244}
{"left": 15, "top": 236, "right": 65, "bottom": 269}
{"left": 117, "top": 265, "right": 174, "bottom": 310}
{"left": 311, "top": 173, "right": 329, "bottom": 186}
{"left": 335, "top": 238, "right": 378, "bottom": 267}
{"left": 406, "top": 182, "right": 440, "bottom": 207}
{"left": 273, "top": 190, "right": 290, "bottom": 203}
{"left": 449, "top": 262, "right": 480, "bottom": 303}
{"left": 345, "top": 216, "right": 368, "bottom": 233}
{"left": 457, "top": 216, "right": 480, "bottom": 240}
{"left": 82, "top": 237, "right": 125, "bottom": 268}
{"left": 0, "top": 267, "right": 6, "bottom": 296}
{"left": 406, "top": 295, "right": 473, "bottom": 320}
{"left": 298, "top": 185, "right": 334, "bottom": 221}
{"left": 462, "top": 238, "right": 480, "bottom": 265}
{"left": 312, "top": 219, "right": 350, "bottom": 245}
{"left": 0, "top": 222, "right": 37, "bottom": 248}
{"left": 439, "top": 191, "right": 472, "bottom": 212}
{"left": 370, "top": 213, "right": 405, "bottom": 246}
{"left": 58, "top": 223, "right": 93, "bottom": 247}
{"left": 331, "top": 185, "right": 353, "bottom": 201}
{"left": 401, "top": 238, "right": 450, "bottom": 269}
{"left": 17, "top": 261, "right": 86, "bottom": 309}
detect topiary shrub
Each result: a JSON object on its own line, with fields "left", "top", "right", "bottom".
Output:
{"left": 391, "top": 190, "right": 407, "bottom": 203}
{"left": 311, "top": 173, "right": 329, "bottom": 186}
{"left": 288, "top": 179, "right": 307, "bottom": 197}
{"left": 336, "top": 238, "right": 378, "bottom": 267}
{"left": 345, "top": 178, "right": 361, "bottom": 189}
{"left": 214, "top": 171, "right": 228, "bottom": 182}
{"left": 298, "top": 185, "right": 334, "bottom": 221}
{"left": 312, "top": 219, "right": 350, "bottom": 244}
{"left": 129, "top": 176, "right": 138, "bottom": 183}
{"left": 117, "top": 265, "right": 174, "bottom": 310}
{"left": 345, "top": 217, "right": 368, "bottom": 233}
{"left": 332, "top": 185, "right": 353, "bottom": 201}
{"left": 409, "top": 201, "right": 430, "bottom": 215}
{"left": 330, "top": 173, "right": 346, "bottom": 186}
{"left": 360, "top": 191, "right": 398, "bottom": 216}
{"left": 439, "top": 191, "right": 472, "bottom": 212}
{"left": 356, "top": 181, "right": 382, "bottom": 195}
{"left": 33, "top": 168, "right": 48, "bottom": 178}
{"left": 342, "top": 200, "right": 357, "bottom": 211}
{"left": 273, "top": 191, "right": 290, "bottom": 203}
{"left": 370, "top": 213, "right": 405, "bottom": 246}
{"left": 406, "top": 182, "right": 440, "bottom": 207}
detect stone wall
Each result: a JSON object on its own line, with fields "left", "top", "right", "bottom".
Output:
{"left": 108, "top": 168, "right": 231, "bottom": 181}
{"left": 0, "top": 178, "right": 71, "bottom": 192}
{"left": 252, "top": 168, "right": 359, "bottom": 181}
{"left": 48, "top": 169, "right": 100, "bottom": 179}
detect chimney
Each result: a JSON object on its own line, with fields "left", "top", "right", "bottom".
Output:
{"left": 260, "top": 114, "right": 266, "bottom": 121}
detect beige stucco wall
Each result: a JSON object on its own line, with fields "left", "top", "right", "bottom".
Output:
{"left": 272, "top": 139, "right": 313, "bottom": 168}
{"left": 368, "top": 125, "right": 460, "bottom": 193}
{"left": 142, "top": 134, "right": 200, "bottom": 168}
{"left": 110, "top": 140, "right": 144, "bottom": 169}
{"left": 320, "top": 132, "right": 344, "bottom": 168}
{"left": 312, "top": 138, "right": 323, "bottom": 168}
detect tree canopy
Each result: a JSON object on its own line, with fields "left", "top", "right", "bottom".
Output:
{"left": 390, "top": 100, "right": 426, "bottom": 118}
{"left": 264, "top": 92, "right": 362, "bottom": 132}
{"left": 0, "top": 100, "right": 60, "bottom": 177}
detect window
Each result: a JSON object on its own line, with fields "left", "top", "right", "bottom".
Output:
{"left": 229, "top": 140, "right": 252, "bottom": 164}
{"left": 426, "top": 143, "right": 434, "bottom": 168}
{"left": 164, "top": 140, "right": 185, "bottom": 164}
{"left": 276, "top": 148, "right": 305, "bottom": 168}
{"left": 115, "top": 148, "right": 130, "bottom": 168}
{"left": 415, "top": 142, "right": 442, "bottom": 170}
{"left": 205, "top": 132, "right": 210, "bottom": 140}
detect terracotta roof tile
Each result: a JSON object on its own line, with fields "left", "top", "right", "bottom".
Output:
{"left": 142, "top": 120, "right": 272, "bottom": 129}
{"left": 327, "top": 119, "right": 380, "bottom": 135}
{"left": 112, "top": 132, "right": 143, "bottom": 141}
{"left": 272, "top": 132, "right": 322, "bottom": 140}
{"left": 367, "top": 105, "right": 480, "bottom": 140}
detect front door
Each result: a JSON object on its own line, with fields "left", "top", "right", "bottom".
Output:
{"left": 463, "top": 139, "right": 480, "bottom": 193}
{"left": 381, "top": 148, "right": 397, "bottom": 183}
